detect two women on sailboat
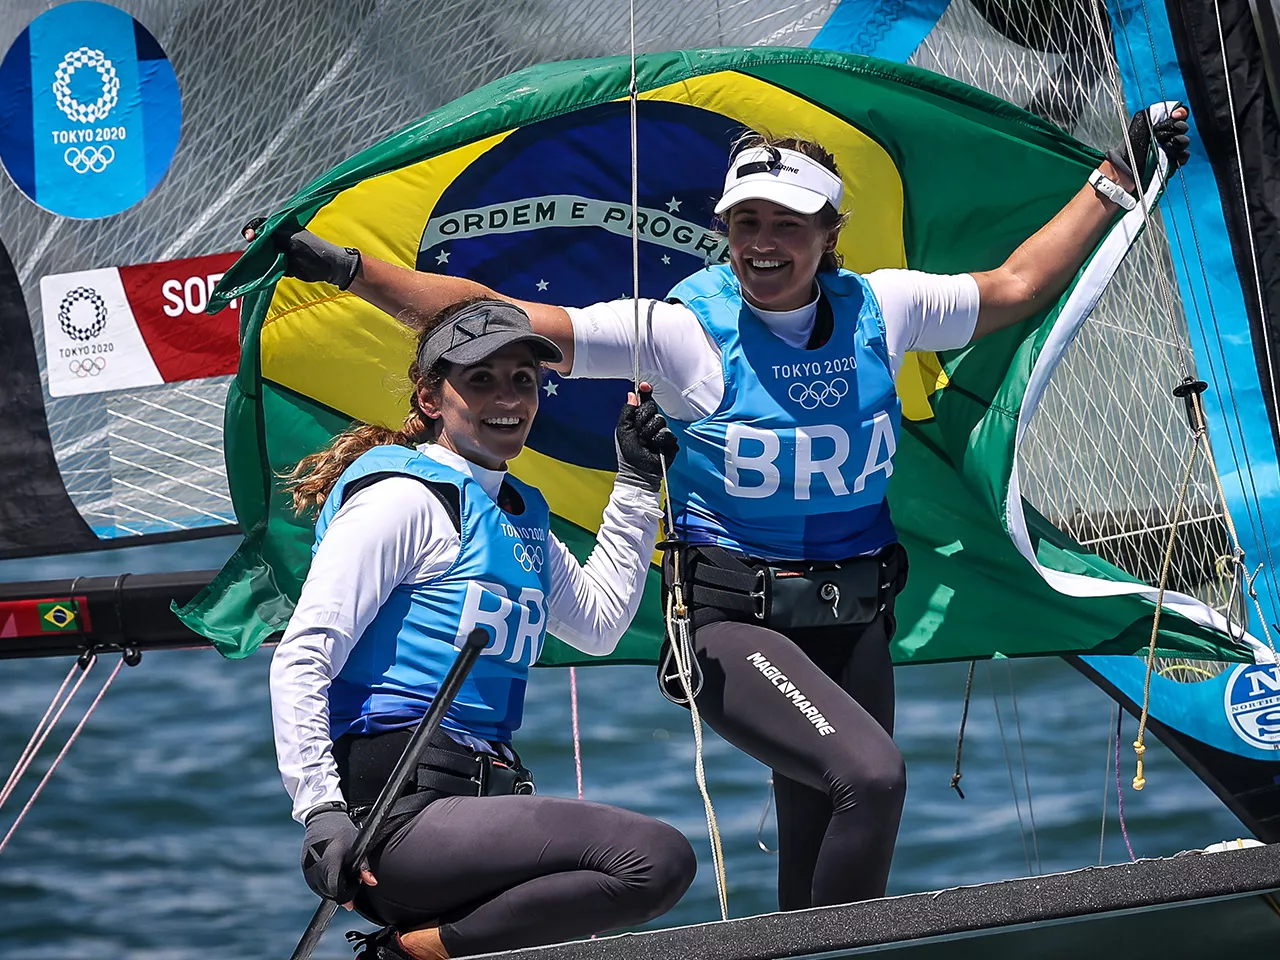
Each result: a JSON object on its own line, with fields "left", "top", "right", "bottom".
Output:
{"left": 264, "top": 103, "right": 1190, "bottom": 913}
{"left": 269, "top": 298, "right": 694, "bottom": 959}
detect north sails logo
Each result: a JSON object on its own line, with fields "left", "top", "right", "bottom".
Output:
{"left": 746, "top": 651, "right": 836, "bottom": 735}
{"left": 1223, "top": 664, "right": 1280, "bottom": 750}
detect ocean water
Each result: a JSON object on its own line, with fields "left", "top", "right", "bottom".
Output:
{"left": 0, "top": 539, "right": 1247, "bottom": 958}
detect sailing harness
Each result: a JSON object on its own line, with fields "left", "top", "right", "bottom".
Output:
{"left": 335, "top": 727, "right": 534, "bottom": 843}
{"left": 657, "top": 542, "right": 908, "bottom": 705}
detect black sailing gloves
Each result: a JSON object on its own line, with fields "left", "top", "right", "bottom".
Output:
{"left": 242, "top": 220, "right": 362, "bottom": 290}
{"left": 614, "top": 385, "right": 679, "bottom": 493}
{"left": 300, "top": 807, "right": 361, "bottom": 903}
{"left": 1106, "top": 105, "right": 1192, "bottom": 188}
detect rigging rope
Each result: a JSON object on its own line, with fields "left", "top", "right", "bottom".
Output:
{"left": 0, "top": 657, "right": 96, "bottom": 812}
{"left": 950, "top": 661, "right": 976, "bottom": 799}
{"left": 569, "top": 666, "right": 584, "bottom": 801}
{"left": 0, "top": 655, "right": 125, "bottom": 858}
{"left": 1131, "top": 389, "right": 1203, "bottom": 790}
{"left": 624, "top": 0, "right": 727, "bottom": 919}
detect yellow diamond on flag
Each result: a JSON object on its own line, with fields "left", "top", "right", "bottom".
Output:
{"left": 38, "top": 602, "right": 78, "bottom": 632}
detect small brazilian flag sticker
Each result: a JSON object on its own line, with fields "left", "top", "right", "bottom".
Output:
{"left": 38, "top": 602, "right": 78, "bottom": 632}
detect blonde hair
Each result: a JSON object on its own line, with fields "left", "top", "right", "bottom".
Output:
{"left": 283, "top": 298, "right": 490, "bottom": 515}
{"left": 726, "top": 131, "right": 849, "bottom": 273}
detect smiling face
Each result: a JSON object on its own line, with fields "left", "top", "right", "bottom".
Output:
{"left": 420, "top": 343, "right": 541, "bottom": 470}
{"left": 726, "top": 200, "right": 839, "bottom": 312}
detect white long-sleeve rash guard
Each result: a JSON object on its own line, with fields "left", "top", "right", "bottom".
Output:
{"left": 564, "top": 269, "right": 980, "bottom": 421}
{"left": 271, "top": 443, "right": 661, "bottom": 822}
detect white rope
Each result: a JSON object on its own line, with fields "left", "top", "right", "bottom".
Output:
{"left": 665, "top": 581, "right": 730, "bottom": 920}
{"left": 623, "top": 0, "right": 727, "bottom": 918}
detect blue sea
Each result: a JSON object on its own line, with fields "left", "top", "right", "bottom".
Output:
{"left": 0, "top": 538, "right": 1246, "bottom": 958}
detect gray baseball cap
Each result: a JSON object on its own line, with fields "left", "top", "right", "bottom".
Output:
{"left": 417, "top": 300, "right": 563, "bottom": 370}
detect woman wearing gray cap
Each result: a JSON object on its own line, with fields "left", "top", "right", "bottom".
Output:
{"left": 264, "top": 107, "right": 1190, "bottom": 914}
{"left": 269, "top": 297, "right": 694, "bottom": 959}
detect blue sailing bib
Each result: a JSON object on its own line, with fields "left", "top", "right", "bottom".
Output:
{"left": 665, "top": 265, "right": 900, "bottom": 561}
{"left": 315, "top": 445, "right": 553, "bottom": 743}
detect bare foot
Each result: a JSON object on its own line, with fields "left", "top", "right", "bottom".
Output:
{"left": 398, "top": 927, "right": 450, "bottom": 960}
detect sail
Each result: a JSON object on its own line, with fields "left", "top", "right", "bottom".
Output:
{"left": 813, "top": 0, "right": 1280, "bottom": 666}
{"left": 173, "top": 45, "right": 1263, "bottom": 668}
{"left": 0, "top": 0, "right": 835, "bottom": 561}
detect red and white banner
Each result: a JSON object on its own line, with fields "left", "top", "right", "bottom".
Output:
{"left": 40, "top": 252, "right": 242, "bottom": 397}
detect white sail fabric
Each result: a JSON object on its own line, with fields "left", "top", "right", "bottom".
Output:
{"left": 0, "top": 0, "right": 837, "bottom": 543}
{"left": 907, "top": 0, "right": 1247, "bottom": 637}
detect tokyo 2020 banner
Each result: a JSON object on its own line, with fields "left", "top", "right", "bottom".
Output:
{"left": 0, "top": 2, "right": 182, "bottom": 219}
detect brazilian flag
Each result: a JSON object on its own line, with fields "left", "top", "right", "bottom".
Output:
{"left": 178, "top": 48, "right": 1261, "bottom": 667}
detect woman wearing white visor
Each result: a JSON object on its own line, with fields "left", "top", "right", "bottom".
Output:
{"left": 263, "top": 107, "right": 1190, "bottom": 911}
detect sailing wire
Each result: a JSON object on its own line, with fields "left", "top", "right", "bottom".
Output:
{"left": 1100, "top": 702, "right": 1115, "bottom": 865}
{"left": 1090, "top": 4, "right": 1280, "bottom": 710}
{"left": 1211, "top": 0, "right": 1280, "bottom": 449}
{"left": 629, "top": 0, "right": 641, "bottom": 394}
{"left": 1112, "top": 1, "right": 1280, "bottom": 620}
{"left": 1115, "top": 709, "right": 1137, "bottom": 861}
{"left": 1005, "top": 661, "right": 1041, "bottom": 874}
{"left": 1087, "top": 0, "right": 1191, "bottom": 380}
{"left": 0, "top": 656, "right": 125, "bottom": 858}
{"left": 987, "top": 662, "right": 1033, "bottom": 876}
{"left": 625, "top": 0, "right": 728, "bottom": 919}
{"left": 569, "top": 667, "right": 584, "bottom": 801}
{"left": 0, "top": 657, "right": 96, "bottom": 812}
{"left": 1136, "top": 0, "right": 1280, "bottom": 616}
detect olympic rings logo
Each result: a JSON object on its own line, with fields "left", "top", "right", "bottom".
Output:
{"left": 69, "top": 357, "right": 106, "bottom": 377}
{"left": 58, "top": 286, "right": 108, "bottom": 341}
{"left": 787, "top": 378, "right": 849, "bottom": 409}
{"left": 53, "top": 47, "right": 119, "bottom": 123}
{"left": 64, "top": 145, "right": 115, "bottom": 174}
{"left": 513, "top": 543, "right": 544, "bottom": 574}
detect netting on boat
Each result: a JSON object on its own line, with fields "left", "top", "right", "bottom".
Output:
{"left": 909, "top": 0, "right": 1245, "bottom": 666}
{"left": 0, "top": 0, "right": 838, "bottom": 541}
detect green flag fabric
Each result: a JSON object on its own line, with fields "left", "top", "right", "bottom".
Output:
{"left": 176, "top": 47, "right": 1264, "bottom": 667}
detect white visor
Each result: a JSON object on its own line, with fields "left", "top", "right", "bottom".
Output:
{"left": 714, "top": 146, "right": 844, "bottom": 216}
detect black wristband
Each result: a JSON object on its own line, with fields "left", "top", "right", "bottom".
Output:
{"left": 304, "top": 800, "right": 348, "bottom": 823}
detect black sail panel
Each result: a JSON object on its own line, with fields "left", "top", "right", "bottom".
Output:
{"left": 0, "top": 237, "right": 99, "bottom": 557}
{"left": 1166, "top": 0, "right": 1280, "bottom": 451}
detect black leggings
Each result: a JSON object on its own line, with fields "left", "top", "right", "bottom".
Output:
{"left": 691, "top": 610, "right": 905, "bottom": 910}
{"left": 358, "top": 795, "right": 696, "bottom": 956}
